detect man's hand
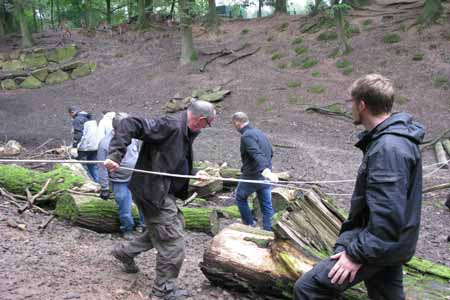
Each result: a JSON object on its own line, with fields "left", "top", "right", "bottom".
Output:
{"left": 262, "top": 168, "right": 278, "bottom": 183}
{"left": 99, "top": 190, "right": 110, "bottom": 200}
{"left": 195, "top": 170, "right": 210, "bottom": 181}
{"left": 104, "top": 159, "right": 120, "bottom": 172}
{"left": 69, "top": 147, "right": 78, "bottom": 158}
{"left": 328, "top": 251, "right": 362, "bottom": 285}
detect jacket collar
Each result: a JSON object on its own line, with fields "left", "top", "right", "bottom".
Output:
{"left": 239, "top": 123, "right": 252, "bottom": 135}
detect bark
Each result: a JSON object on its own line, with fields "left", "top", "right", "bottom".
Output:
{"left": 137, "top": 0, "right": 148, "bottom": 29}
{"left": 169, "top": 0, "right": 176, "bottom": 19}
{"left": 275, "top": 0, "right": 287, "bottom": 14}
{"left": 128, "top": 0, "right": 133, "bottom": 19}
{"left": 55, "top": 0, "right": 61, "bottom": 24}
{"left": 0, "top": 1, "right": 6, "bottom": 36}
{"left": 106, "top": 0, "right": 111, "bottom": 25}
{"left": 421, "top": 0, "right": 443, "bottom": 24}
{"left": 258, "top": 0, "right": 263, "bottom": 18}
{"left": 334, "top": 6, "right": 351, "bottom": 55}
{"left": 311, "top": 0, "right": 321, "bottom": 16}
{"left": 12, "top": 0, "right": 33, "bottom": 48}
{"left": 145, "top": 0, "right": 153, "bottom": 13}
{"left": 50, "top": 0, "right": 54, "bottom": 29}
{"left": 38, "top": 5, "right": 44, "bottom": 31}
{"left": 441, "top": 139, "right": 450, "bottom": 157}
{"left": 201, "top": 187, "right": 450, "bottom": 299}
{"left": 206, "top": 0, "right": 219, "bottom": 32}
{"left": 31, "top": 2, "right": 38, "bottom": 33}
{"left": 179, "top": 0, "right": 196, "bottom": 64}
{"left": 434, "top": 141, "right": 448, "bottom": 168}
{"left": 86, "top": 0, "right": 95, "bottom": 34}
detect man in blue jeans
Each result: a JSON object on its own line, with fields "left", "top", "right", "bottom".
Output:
{"left": 232, "top": 112, "right": 278, "bottom": 231}
{"left": 97, "top": 112, "right": 145, "bottom": 240}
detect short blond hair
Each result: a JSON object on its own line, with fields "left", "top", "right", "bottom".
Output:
{"left": 350, "top": 74, "right": 394, "bottom": 115}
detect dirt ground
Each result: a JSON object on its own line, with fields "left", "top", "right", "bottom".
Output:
{"left": 1, "top": 14, "right": 450, "bottom": 300}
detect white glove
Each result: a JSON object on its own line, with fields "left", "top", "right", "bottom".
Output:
{"left": 262, "top": 168, "right": 278, "bottom": 183}
{"left": 69, "top": 147, "right": 78, "bottom": 158}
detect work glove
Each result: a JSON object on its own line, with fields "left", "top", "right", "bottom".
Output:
{"left": 69, "top": 147, "right": 78, "bottom": 158}
{"left": 99, "top": 190, "right": 110, "bottom": 200}
{"left": 262, "top": 168, "right": 278, "bottom": 183}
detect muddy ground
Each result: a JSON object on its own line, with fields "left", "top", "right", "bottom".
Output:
{"left": 1, "top": 14, "right": 450, "bottom": 300}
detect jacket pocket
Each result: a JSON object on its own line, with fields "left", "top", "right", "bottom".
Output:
{"left": 367, "top": 172, "right": 399, "bottom": 184}
{"left": 154, "top": 221, "right": 184, "bottom": 241}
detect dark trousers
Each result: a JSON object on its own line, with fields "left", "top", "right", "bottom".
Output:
{"left": 119, "top": 195, "right": 185, "bottom": 295}
{"left": 294, "top": 258, "right": 405, "bottom": 300}
{"left": 77, "top": 150, "right": 99, "bottom": 182}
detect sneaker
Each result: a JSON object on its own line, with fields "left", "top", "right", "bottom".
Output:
{"left": 150, "top": 289, "right": 190, "bottom": 300}
{"left": 136, "top": 225, "right": 147, "bottom": 233}
{"left": 110, "top": 244, "right": 140, "bottom": 273}
{"left": 123, "top": 231, "right": 134, "bottom": 241}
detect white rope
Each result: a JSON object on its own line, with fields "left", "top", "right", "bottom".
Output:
{"left": 423, "top": 158, "right": 450, "bottom": 178}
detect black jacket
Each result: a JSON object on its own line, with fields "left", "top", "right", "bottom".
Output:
{"left": 336, "top": 112, "right": 425, "bottom": 266}
{"left": 239, "top": 124, "right": 273, "bottom": 179}
{"left": 71, "top": 111, "right": 91, "bottom": 147}
{"left": 108, "top": 111, "right": 198, "bottom": 213}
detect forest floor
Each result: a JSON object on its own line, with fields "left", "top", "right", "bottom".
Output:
{"left": 1, "top": 12, "right": 450, "bottom": 300}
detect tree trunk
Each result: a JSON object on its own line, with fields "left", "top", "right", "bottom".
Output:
{"left": 138, "top": 0, "right": 148, "bottom": 29}
{"left": 146, "top": 0, "right": 153, "bottom": 13}
{"left": 106, "top": 0, "right": 111, "bottom": 25}
{"left": 0, "top": 1, "right": 7, "bottom": 36}
{"left": 38, "top": 5, "right": 44, "bottom": 31}
{"left": 258, "top": 0, "right": 262, "bottom": 18}
{"left": 179, "top": 0, "right": 196, "bottom": 64}
{"left": 335, "top": 6, "right": 351, "bottom": 55}
{"left": 434, "top": 141, "right": 448, "bottom": 168}
{"left": 421, "top": 0, "right": 442, "bottom": 24}
{"left": 86, "top": 0, "right": 95, "bottom": 34}
{"left": 206, "top": 0, "right": 219, "bottom": 32}
{"left": 311, "top": 0, "right": 321, "bottom": 16}
{"left": 128, "top": 0, "right": 133, "bottom": 19}
{"left": 200, "top": 187, "right": 450, "bottom": 299}
{"left": 56, "top": 0, "right": 61, "bottom": 25}
{"left": 169, "top": 0, "right": 176, "bottom": 19}
{"left": 12, "top": 0, "right": 33, "bottom": 48}
{"left": 50, "top": 0, "right": 55, "bottom": 29}
{"left": 31, "top": 2, "right": 38, "bottom": 33}
{"left": 275, "top": 0, "right": 287, "bottom": 14}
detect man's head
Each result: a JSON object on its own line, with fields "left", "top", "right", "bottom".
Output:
{"left": 187, "top": 100, "right": 216, "bottom": 132}
{"left": 112, "top": 112, "right": 129, "bottom": 131}
{"left": 231, "top": 112, "right": 249, "bottom": 131}
{"left": 67, "top": 106, "right": 78, "bottom": 119}
{"left": 348, "top": 74, "right": 394, "bottom": 127}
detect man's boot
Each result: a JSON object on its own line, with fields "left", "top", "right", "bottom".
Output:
{"left": 110, "top": 244, "right": 139, "bottom": 273}
{"left": 150, "top": 287, "right": 190, "bottom": 300}
{"left": 445, "top": 194, "right": 450, "bottom": 210}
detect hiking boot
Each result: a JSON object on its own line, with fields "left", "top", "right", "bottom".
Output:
{"left": 122, "top": 231, "right": 134, "bottom": 241}
{"left": 150, "top": 289, "right": 190, "bottom": 300}
{"left": 445, "top": 194, "right": 450, "bottom": 210}
{"left": 110, "top": 244, "right": 139, "bottom": 273}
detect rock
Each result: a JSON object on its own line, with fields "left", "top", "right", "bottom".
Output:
{"left": 9, "top": 49, "right": 20, "bottom": 60}
{"left": 70, "top": 62, "right": 96, "bottom": 79}
{"left": 0, "top": 140, "right": 22, "bottom": 156}
{"left": 165, "top": 99, "right": 184, "bottom": 113}
{"left": 198, "top": 90, "right": 231, "bottom": 103}
{"left": 46, "top": 69, "right": 70, "bottom": 85}
{"left": 1, "top": 79, "right": 17, "bottom": 90}
{"left": 60, "top": 61, "right": 84, "bottom": 72}
{"left": 20, "top": 51, "right": 48, "bottom": 69}
{"left": 46, "top": 44, "right": 77, "bottom": 63}
{"left": 15, "top": 77, "right": 26, "bottom": 84}
{"left": 32, "top": 68, "right": 49, "bottom": 82}
{"left": 20, "top": 76, "right": 43, "bottom": 89}
{"left": 0, "top": 52, "right": 9, "bottom": 60}
{"left": 2, "top": 60, "right": 25, "bottom": 72}
{"left": 0, "top": 59, "right": 3, "bottom": 69}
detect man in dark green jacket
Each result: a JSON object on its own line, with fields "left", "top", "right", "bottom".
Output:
{"left": 294, "top": 74, "right": 425, "bottom": 300}
{"left": 104, "top": 100, "right": 215, "bottom": 300}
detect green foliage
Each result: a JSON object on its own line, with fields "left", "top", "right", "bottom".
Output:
{"left": 346, "top": 24, "right": 360, "bottom": 37}
{"left": 190, "top": 52, "right": 198, "bottom": 61}
{"left": 318, "top": 30, "right": 338, "bottom": 41}
{"left": 291, "top": 57, "right": 318, "bottom": 69}
{"left": 335, "top": 59, "right": 351, "bottom": 69}
{"left": 294, "top": 46, "right": 308, "bottom": 55}
{"left": 292, "top": 37, "right": 303, "bottom": 45}
{"left": 312, "top": 71, "right": 321, "bottom": 77}
{"left": 277, "top": 63, "right": 288, "bottom": 69}
{"left": 413, "top": 52, "right": 425, "bottom": 61}
{"left": 383, "top": 33, "right": 401, "bottom": 44}
{"left": 328, "top": 48, "right": 340, "bottom": 59}
{"left": 432, "top": 75, "right": 449, "bottom": 89}
{"left": 342, "top": 66, "right": 353, "bottom": 75}
{"left": 256, "top": 95, "right": 268, "bottom": 105}
{"left": 287, "top": 80, "right": 302, "bottom": 88}
{"left": 241, "top": 28, "right": 250, "bottom": 35}
{"left": 266, "top": 106, "right": 273, "bottom": 112}
{"left": 307, "top": 84, "right": 326, "bottom": 94}
{"left": 362, "top": 19, "right": 373, "bottom": 26}
{"left": 278, "top": 22, "right": 289, "bottom": 32}
{"left": 288, "top": 94, "right": 305, "bottom": 105}
{"left": 271, "top": 52, "right": 282, "bottom": 60}
{"left": 420, "top": 0, "right": 443, "bottom": 25}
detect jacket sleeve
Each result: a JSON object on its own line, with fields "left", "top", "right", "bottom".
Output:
{"left": 242, "top": 133, "right": 271, "bottom": 172}
{"left": 345, "top": 146, "right": 412, "bottom": 264}
{"left": 72, "top": 118, "right": 84, "bottom": 147}
{"left": 108, "top": 116, "right": 176, "bottom": 164}
{"left": 97, "top": 140, "right": 110, "bottom": 191}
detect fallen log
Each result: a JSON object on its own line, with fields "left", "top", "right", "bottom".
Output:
{"left": 200, "top": 187, "right": 450, "bottom": 299}
{"left": 442, "top": 139, "right": 450, "bottom": 157}
{"left": 54, "top": 192, "right": 242, "bottom": 234}
{"left": 434, "top": 141, "right": 448, "bottom": 169}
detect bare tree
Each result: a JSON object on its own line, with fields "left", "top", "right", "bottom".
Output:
{"left": 13, "top": 0, "right": 33, "bottom": 47}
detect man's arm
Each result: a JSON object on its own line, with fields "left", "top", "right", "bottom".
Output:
{"left": 72, "top": 118, "right": 84, "bottom": 147}
{"left": 242, "top": 133, "right": 271, "bottom": 173}
{"left": 345, "top": 146, "right": 412, "bottom": 264}
{"left": 97, "top": 141, "right": 110, "bottom": 191}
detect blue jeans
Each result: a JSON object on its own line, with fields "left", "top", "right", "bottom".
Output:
{"left": 77, "top": 150, "right": 99, "bottom": 183}
{"left": 112, "top": 182, "right": 135, "bottom": 233}
{"left": 235, "top": 176, "right": 274, "bottom": 231}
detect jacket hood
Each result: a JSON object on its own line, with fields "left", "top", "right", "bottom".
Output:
{"left": 76, "top": 111, "right": 92, "bottom": 120}
{"left": 356, "top": 112, "right": 425, "bottom": 149}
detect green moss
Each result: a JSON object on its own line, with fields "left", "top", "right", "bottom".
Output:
{"left": 288, "top": 94, "right": 305, "bottom": 105}
{"left": 21, "top": 51, "right": 48, "bottom": 69}
{"left": 342, "top": 66, "right": 353, "bottom": 75}
{"left": 307, "top": 84, "right": 326, "bottom": 94}
{"left": 312, "top": 71, "right": 320, "bottom": 77}
{"left": 46, "top": 69, "right": 70, "bottom": 85}
{"left": 328, "top": 48, "right": 340, "bottom": 59}
{"left": 287, "top": 80, "right": 302, "bottom": 88}
{"left": 291, "top": 57, "right": 318, "bottom": 69}
{"left": 294, "top": 46, "right": 308, "bottom": 55}
{"left": 278, "top": 22, "right": 289, "bottom": 32}
{"left": 271, "top": 52, "right": 282, "bottom": 60}
{"left": 46, "top": 44, "right": 77, "bottom": 63}
{"left": 317, "top": 30, "right": 337, "bottom": 41}
{"left": 383, "top": 33, "right": 401, "bottom": 44}
{"left": 406, "top": 257, "right": 450, "bottom": 280}
{"left": 1, "top": 79, "right": 17, "bottom": 90}
{"left": 71, "top": 63, "right": 96, "bottom": 79}
{"left": 336, "top": 59, "right": 352, "bottom": 69}
{"left": 190, "top": 52, "right": 198, "bottom": 61}
{"left": 266, "top": 106, "right": 273, "bottom": 113}
{"left": 241, "top": 28, "right": 250, "bottom": 35}
{"left": 362, "top": 19, "right": 373, "bottom": 26}
{"left": 243, "top": 236, "right": 271, "bottom": 248}
{"left": 432, "top": 75, "right": 449, "bottom": 90}
{"left": 2, "top": 60, "right": 24, "bottom": 72}
{"left": 292, "top": 37, "right": 303, "bottom": 45}
{"left": 20, "top": 76, "right": 43, "bottom": 89}
{"left": 346, "top": 24, "right": 360, "bottom": 37}
{"left": 256, "top": 95, "right": 268, "bottom": 105}
{"left": 277, "top": 63, "right": 287, "bottom": 69}
{"left": 413, "top": 52, "right": 425, "bottom": 61}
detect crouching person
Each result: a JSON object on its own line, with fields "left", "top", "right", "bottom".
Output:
{"left": 97, "top": 112, "right": 145, "bottom": 240}
{"left": 293, "top": 74, "right": 425, "bottom": 300}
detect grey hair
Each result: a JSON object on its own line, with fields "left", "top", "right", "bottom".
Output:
{"left": 188, "top": 100, "right": 215, "bottom": 118}
{"left": 232, "top": 112, "right": 249, "bottom": 124}
{"left": 112, "top": 112, "right": 129, "bottom": 130}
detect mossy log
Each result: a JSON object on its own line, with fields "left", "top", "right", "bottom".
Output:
{"left": 55, "top": 192, "right": 242, "bottom": 234}
{"left": 201, "top": 187, "right": 450, "bottom": 299}
{"left": 189, "top": 167, "right": 223, "bottom": 197}
{"left": 434, "top": 141, "right": 448, "bottom": 169}
{"left": 0, "top": 164, "right": 85, "bottom": 201}
{"left": 441, "top": 139, "right": 450, "bottom": 157}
